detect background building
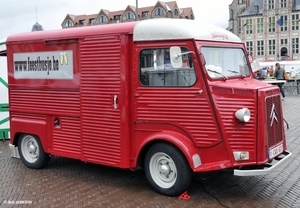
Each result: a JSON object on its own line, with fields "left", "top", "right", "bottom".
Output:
{"left": 228, "top": 0, "right": 300, "bottom": 61}
{"left": 31, "top": 22, "right": 44, "bottom": 32}
{"left": 61, "top": 1, "right": 194, "bottom": 28}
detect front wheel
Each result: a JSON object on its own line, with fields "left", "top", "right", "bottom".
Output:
{"left": 144, "top": 142, "right": 192, "bottom": 196}
{"left": 18, "top": 134, "right": 50, "bottom": 169}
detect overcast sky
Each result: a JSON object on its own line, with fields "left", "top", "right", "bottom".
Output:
{"left": 0, "top": 0, "right": 233, "bottom": 40}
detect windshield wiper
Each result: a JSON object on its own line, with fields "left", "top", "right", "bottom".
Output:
{"left": 228, "top": 70, "right": 239, "bottom": 74}
{"left": 207, "top": 69, "right": 228, "bottom": 80}
{"left": 228, "top": 70, "right": 246, "bottom": 78}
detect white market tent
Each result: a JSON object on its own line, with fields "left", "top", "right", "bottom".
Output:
{"left": 0, "top": 38, "right": 6, "bottom": 55}
{"left": 0, "top": 38, "right": 9, "bottom": 140}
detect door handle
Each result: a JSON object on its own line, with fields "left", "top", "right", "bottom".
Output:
{"left": 113, "top": 95, "right": 118, "bottom": 109}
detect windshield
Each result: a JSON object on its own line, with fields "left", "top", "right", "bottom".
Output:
{"left": 201, "top": 47, "right": 251, "bottom": 79}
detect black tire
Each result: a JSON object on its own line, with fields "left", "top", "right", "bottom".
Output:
{"left": 144, "top": 142, "right": 192, "bottom": 196}
{"left": 18, "top": 134, "right": 50, "bottom": 169}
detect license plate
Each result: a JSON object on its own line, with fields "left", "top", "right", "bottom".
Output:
{"left": 268, "top": 143, "right": 283, "bottom": 159}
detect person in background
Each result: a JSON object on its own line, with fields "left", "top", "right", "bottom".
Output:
{"left": 257, "top": 67, "right": 266, "bottom": 79}
{"left": 274, "top": 62, "right": 285, "bottom": 100}
{"left": 268, "top": 66, "right": 274, "bottom": 77}
{"left": 290, "top": 67, "right": 296, "bottom": 78}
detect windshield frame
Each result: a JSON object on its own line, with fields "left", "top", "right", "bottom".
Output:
{"left": 200, "top": 45, "right": 251, "bottom": 80}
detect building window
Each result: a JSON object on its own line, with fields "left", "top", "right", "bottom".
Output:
{"left": 245, "top": 19, "right": 252, "bottom": 34}
{"left": 79, "top": 20, "right": 85, "bottom": 27}
{"left": 257, "top": 18, "right": 263, "bottom": 33}
{"left": 280, "top": 0, "right": 287, "bottom": 8}
{"left": 257, "top": 40, "right": 264, "bottom": 56}
{"left": 268, "top": 0, "right": 274, "bottom": 10}
{"left": 139, "top": 47, "right": 195, "bottom": 87}
{"left": 254, "top": 5, "right": 259, "bottom": 13}
{"left": 280, "top": 15, "right": 288, "bottom": 32}
{"left": 292, "top": 14, "right": 299, "bottom": 30}
{"left": 268, "top": 17, "right": 275, "bottom": 32}
{"left": 238, "top": 0, "right": 244, "bottom": 5}
{"left": 64, "top": 20, "right": 74, "bottom": 28}
{"left": 174, "top": 9, "right": 179, "bottom": 17}
{"left": 123, "top": 11, "right": 135, "bottom": 21}
{"left": 246, "top": 41, "right": 253, "bottom": 55}
{"left": 281, "top": 38, "right": 288, "bottom": 46}
{"left": 98, "top": 15, "right": 108, "bottom": 24}
{"left": 230, "top": 10, "right": 233, "bottom": 20}
{"left": 268, "top": 40, "right": 276, "bottom": 55}
{"left": 292, "top": 38, "right": 299, "bottom": 54}
{"left": 88, "top": 18, "right": 95, "bottom": 26}
{"left": 190, "top": 14, "right": 194, "bottom": 20}
{"left": 141, "top": 12, "right": 148, "bottom": 20}
{"left": 113, "top": 15, "right": 121, "bottom": 23}
{"left": 153, "top": 8, "right": 166, "bottom": 17}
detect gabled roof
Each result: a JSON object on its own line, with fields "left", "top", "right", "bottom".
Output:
{"left": 160, "top": 1, "right": 174, "bottom": 11}
{"left": 109, "top": 10, "right": 124, "bottom": 19}
{"left": 293, "top": 0, "right": 300, "bottom": 10}
{"left": 127, "top": 5, "right": 136, "bottom": 12}
{"left": 180, "top": 7, "right": 193, "bottom": 18}
{"left": 239, "top": 0, "right": 300, "bottom": 16}
{"left": 61, "top": 1, "right": 195, "bottom": 27}
{"left": 99, "top": 9, "right": 110, "bottom": 17}
{"left": 239, "top": 0, "right": 263, "bottom": 17}
{"left": 61, "top": 14, "right": 77, "bottom": 26}
{"left": 164, "top": 1, "right": 177, "bottom": 9}
{"left": 62, "top": 14, "right": 98, "bottom": 26}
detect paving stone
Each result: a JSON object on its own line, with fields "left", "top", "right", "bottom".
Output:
{"left": 0, "top": 95, "right": 300, "bottom": 207}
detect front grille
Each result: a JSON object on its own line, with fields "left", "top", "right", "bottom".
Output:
{"left": 266, "top": 95, "right": 283, "bottom": 147}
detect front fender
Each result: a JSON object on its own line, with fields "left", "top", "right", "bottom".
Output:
{"left": 135, "top": 131, "right": 200, "bottom": 171}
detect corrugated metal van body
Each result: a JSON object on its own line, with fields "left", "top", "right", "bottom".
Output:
{"left": 7, "top": 25, "right": 133, "bottom": 168}
{"left": 79, "top": 35, "right": 131, "bottom": 167}
{"left": 7, "top": 39, "right": 81, "bottom": 159}
{"left": 131, "top": 41, "right": 226, "bottom": 169}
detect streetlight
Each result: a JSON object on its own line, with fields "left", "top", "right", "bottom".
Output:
{"left": 291, "top": 39, "right": 294, "bottom": 60}
{"left": 136, "top": 0, "right": 138, "bottom": 21}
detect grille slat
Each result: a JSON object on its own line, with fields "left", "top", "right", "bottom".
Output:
{"left": 266, "top": 95, "right": 284, "bottom": 147}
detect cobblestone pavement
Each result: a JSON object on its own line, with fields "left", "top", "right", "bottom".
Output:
{"left": 0, "top": 96, "right": 300, "bottom": 208}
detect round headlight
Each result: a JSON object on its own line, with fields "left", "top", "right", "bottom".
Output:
{"left": 235, "top": 108, "right": 251, "bottom": 122}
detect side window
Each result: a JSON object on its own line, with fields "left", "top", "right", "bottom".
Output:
{"left": 139, "top": 47, "right": 196, "bottom": 87}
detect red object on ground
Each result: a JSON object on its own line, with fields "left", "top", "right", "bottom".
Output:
{"left": 178, "top": 191, "right": 191, "bottom": 200}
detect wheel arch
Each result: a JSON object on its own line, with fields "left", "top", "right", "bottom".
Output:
{"left": 11, "top": 132, "right": 22, "bottom": 146}
{"left": 134, "top": 131, "right": 200, "bottom": 171}
{"left": 9, "top": 116, "right": 48, "bottom": 152}
{"left": 11, "top": 132, "right": 48, "bottom": 153}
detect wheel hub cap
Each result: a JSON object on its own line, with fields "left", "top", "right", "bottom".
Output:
{"left": 160, "top": 162, "right": 171, "bottom": 176}
{"left": 28, "top": 143, "right": 36, "bottom": 154}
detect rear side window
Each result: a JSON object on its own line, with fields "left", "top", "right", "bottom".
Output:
{"left": 139, "top": 47, "right": 196, "bottom": 87}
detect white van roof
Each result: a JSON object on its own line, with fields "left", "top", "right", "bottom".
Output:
{"left": 133, "top": 18, "right": 241, "bottom": 42}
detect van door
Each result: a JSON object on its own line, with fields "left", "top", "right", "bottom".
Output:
{"left": 80, "top": 35, "right": 131, "bottom": 168}
{"left": 133, "top": 43, "right": 222, "bottom": 149}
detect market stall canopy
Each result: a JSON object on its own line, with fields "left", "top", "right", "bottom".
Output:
{"left": 251, "top": 60, "right": 261, "bottom": 72}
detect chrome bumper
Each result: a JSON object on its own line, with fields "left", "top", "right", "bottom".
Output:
{"left": 9, "top": 144, "right": 20, "bottom": 158}
{"left": 234, "top": 151, "right": 292, "bottom": 176}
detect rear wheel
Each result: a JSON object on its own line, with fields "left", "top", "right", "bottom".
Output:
{"left": 144, "top": 142, "right": 192, "bottom": 196}
{"left": 18, "top": 134, "right": 50, "bottom": 169}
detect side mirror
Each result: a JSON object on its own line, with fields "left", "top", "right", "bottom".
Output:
{"left": 170, "top": 46, "right": 183, "bottom": 68}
